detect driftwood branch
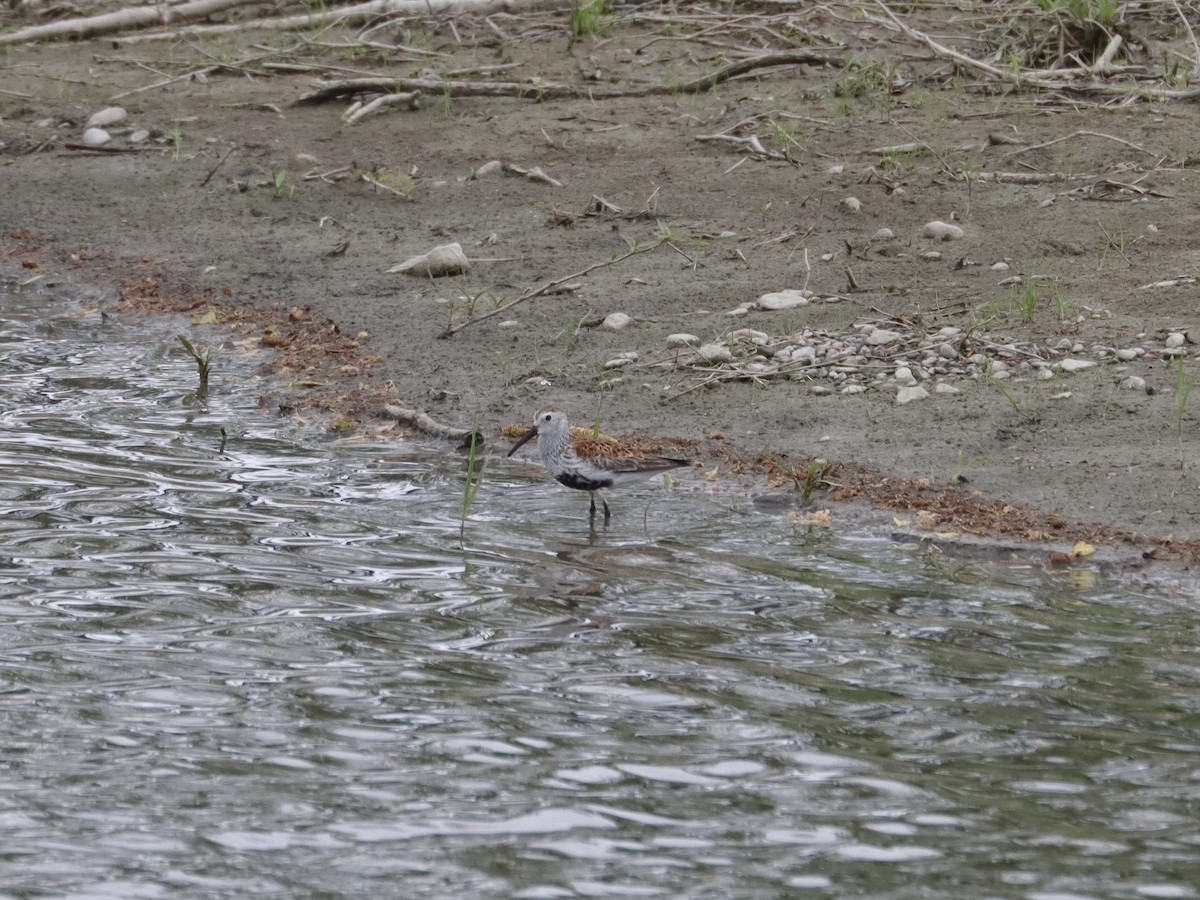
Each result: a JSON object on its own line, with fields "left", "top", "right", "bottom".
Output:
{"left": 0, "top": 0, "right": 257, "bottom": 44}
{"left": 2, "top": 0, "right": 565, "bottom": 45}
{"left": 383, "top": 405, "right": 480, "bottom": 447}
{"left": 294, "top": 50, "right": 841, "bottom": 106}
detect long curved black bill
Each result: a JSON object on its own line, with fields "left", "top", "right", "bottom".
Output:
{"left": 506, "top": 426, "right": 538, "bottom": 457}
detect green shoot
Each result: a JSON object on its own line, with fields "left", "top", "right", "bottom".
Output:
{"left": 571, "top": 0, "right": 611, "bottom": 37}
{"left": 459, "top": 428, "right": 483, "bottom": 547}
{"left": 177, "top": 334, "right": 214, "bottom": 395}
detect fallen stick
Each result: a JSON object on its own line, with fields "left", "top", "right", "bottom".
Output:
{"left": 0, "top": 0, "right": 257, "bottom": 44}
{"left": 440, "top": 240, "right": 664, "bottom": 338}
{"left": 383, "top": 405, "right": 480, "bottom": 447}
{"left": 294, "top": 50, "right": 842, "bottom": 105}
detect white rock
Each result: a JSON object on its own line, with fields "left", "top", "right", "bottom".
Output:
{"left": 696, "top": 343, "right": 733, "bottom": 364}
{"left": 81, "top": 127, "right": 111, "bottom": 147}
{"left": 666, "top": 333, "right": 700, "bottom": 349}
{"left": 790, "top": 346, "right": 818, "bottom": 365}
{"left": 1059, "top": 358, "right": 1097, "bottom": 373}
{"left": 923, "top": 220, "right": 964, "bottom": 241}
{"left": 1165, "top": 332, "right": 1186, "bottom": 349}
{"left": 1115, "top": 348, "right": 1140, "bottom": 361}
{"left": 129, "top": 129, "right": 150, "bottom": 143}
{"left": 1051, "top": 391, "right": 1073, "bottom": 400}
{"left": 840, "top": 197, "right": 863, "bottom": 213}
{"left": 990, "top": 261, "right": 1010, "bottom": 271}
{"left": 938, "top": 326, "right": 962, "bottom": 338}
{"left": 724, "top": 306, "right": 749, "bottom": 317}
{"left": 87, "top": 106, "right": 127, "bottom": 128}
{"left": 921, "top": 251, "right": 942, "bottom": 261}
{"left": 934, "top": 382, "right": 961, "bottom": 394}
{"left": 1147, "top": 224, "right": 1158, "bottom": 233}
{"left": 729, "top": 328, "right": 769, "bottom": 344}
{"left": 498, "top": 320, "right": 521, "bottom": 329}
{"left": 841, "top": 384, "right": 866, "bottom": 394}
{"left": 865, "top": 329, "right": 901, "bottom": 346}
{"left": 743, "top": 361, "right": 776, "bottom": 375}
{"left": 599, "top": 312, "right": 633, "bottom": 331}
{"left": 938, "top": 342, "right": 958, "bottom": 359}
{"left": 894, "top": 365, "right": 916, "bottom": 387}
{"left": 618, "top": 351, "right": 639, "bottom": 361}
{"left": 872, "top": 227, "right": 895, "bottom": 241}
{"left": 472, "top": 160, "right": 503, "bottom": 177}
{"left": 827, "top": 164, "right": 845, "bottom": 174}
{"left": 896, "top": 385, "right": 929, "bottom": 404}
{"left": 1054, "top": 338, "right": 1074, "bottom": 351}
{"left": 1119, "top": 376, "right": 1147, "bottom": 391}
{"left": 388, "top": 242, "right": 468, "bottom": 277}
{"left": 756, "top": 289, "right": 810, "bottom": 311}
{"left": 1037, "top": 368, "right": 1055, "bottom": 380}
{"left": 811, "top": 385, "right": 833, "bottom": 395}
{"left": 603, "top": 357, "right": 633, "bottom": 369}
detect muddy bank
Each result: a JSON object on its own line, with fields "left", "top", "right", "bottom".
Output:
{"left": 3, "top": 3, "right": 1200, "bottom": 551}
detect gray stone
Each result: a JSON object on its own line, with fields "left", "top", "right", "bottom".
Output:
{"left": 896, "top": 385, "right": 930, "bottom": 404}
{"left": 1059, "top": 359, "right": 1097, "bottom": 373}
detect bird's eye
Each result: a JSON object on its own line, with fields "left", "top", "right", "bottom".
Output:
{"left": 542, "top": 413, "right": 552, "bottom": 421}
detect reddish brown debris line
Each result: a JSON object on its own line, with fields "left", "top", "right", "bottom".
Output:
{"left": 6, "top": 234, "right": 1200, "bottom": 564}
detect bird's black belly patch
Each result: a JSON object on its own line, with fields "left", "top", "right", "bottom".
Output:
{"left": 555, "top": 471, "right": 613, "bottom": 491}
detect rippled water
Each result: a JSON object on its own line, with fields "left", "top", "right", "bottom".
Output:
{"left": 2, "top": 285, "right": 1199, "bottom": 899}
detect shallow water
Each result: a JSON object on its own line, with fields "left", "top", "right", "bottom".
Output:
{"left": 1, "top": 286, "right": 1198, "bottom": 899}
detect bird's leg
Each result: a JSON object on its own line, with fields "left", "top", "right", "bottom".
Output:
{"left": 588, "top": 493, "right": 597, "bottom": 519}
{"left": 601, "top": 494, "right": 611, "bottom": 523}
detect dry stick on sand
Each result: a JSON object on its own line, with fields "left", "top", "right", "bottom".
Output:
{"left": 0, "top": 0, "right": 257, "bottom": 44}
{"left": 293, "top": 50, "right": 841, "bottom": 106}
{"left": 439, "top": 241, "right": 664, "bottom": 338}
{"left": 0, "top": 0, "right": 562, "bottom": 45}
{"left": 875, "top": 0, "right": 1200, "bottom": 101}
{"left": 383, "top": 406, "right": 480, "bottom": 448}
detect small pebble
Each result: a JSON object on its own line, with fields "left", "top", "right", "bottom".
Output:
{"left": 934, "top": 383, "right": 961, "bottom": 394}
{"left": 86, "top": 106, "right": 127, "bottom": 128}
{"left": 921, "top": 251, "right": 943, "bottom": 261}
{"left": 990, "top": 261, "right": 1010, "bottom": 271}
{"left": 729, "top": 328, "right": 769, "bottom": 344}
{"left": 756, "top": 289, "right": 809, "bottom": 311}
{"left": 840, "top": 197, "right": 863, "bottom": 213}
{"left": 1165, "top": 332, "right": 1186, "bottom": 349}
{"left": 810, "top": 385, "right": 833, "bottom": 395}
{"left": 1119, "top": 376, "right": 1147, "bottom": 391}
{"left": 81, "top": 127, "right": 111, "bottom": 147}
{"left": 666, "top": 333, "right": 700, "bottom": 349}
{"left": 129, "top": 129, "right": 150, "bottom": 143}
{"left": 896, "top": 385, "right": 929, "bottom": 404}
{"left": 1059, "top": 359, "right": 1097, "bottom": 373}
{"left": 894, "top": 366, "right": 917, "bottom": 387}
{"left": 601, "top": 312, "right": 633, "bottom": 331}
{"left": 603, "top": 358, "right": 632, "bottom": 369}
{"left": 922, "top": 220, "right": 965, "bottom": 241}
{"left": 872, "top": 227, "right": 895, "bottom": 241}
{"left": 1115, "top": 348, "right": 1140, "bottom": 361}
{"left": 865, "top": 329, "right": 901, "bottom": 346}
{"left": 841, "top": 384, "right": 866, "bottom": 394}
{"left": 696, "top": 343, "right": 733, "bottom": 364}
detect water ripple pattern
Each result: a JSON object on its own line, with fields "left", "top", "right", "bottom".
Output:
{"left": 1, "top": 288, "right": 1199, "bottom": 899}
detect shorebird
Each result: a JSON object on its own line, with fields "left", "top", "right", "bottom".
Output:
{"left": 506, "top": 406, "right": 691, "bottom": 522}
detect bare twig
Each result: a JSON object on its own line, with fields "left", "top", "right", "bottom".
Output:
{"left": 1002, "top": 129, "right": 1159, "bottom": 161}
{"left": 440, "top": 241, "right": 664, "bottom": 338}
